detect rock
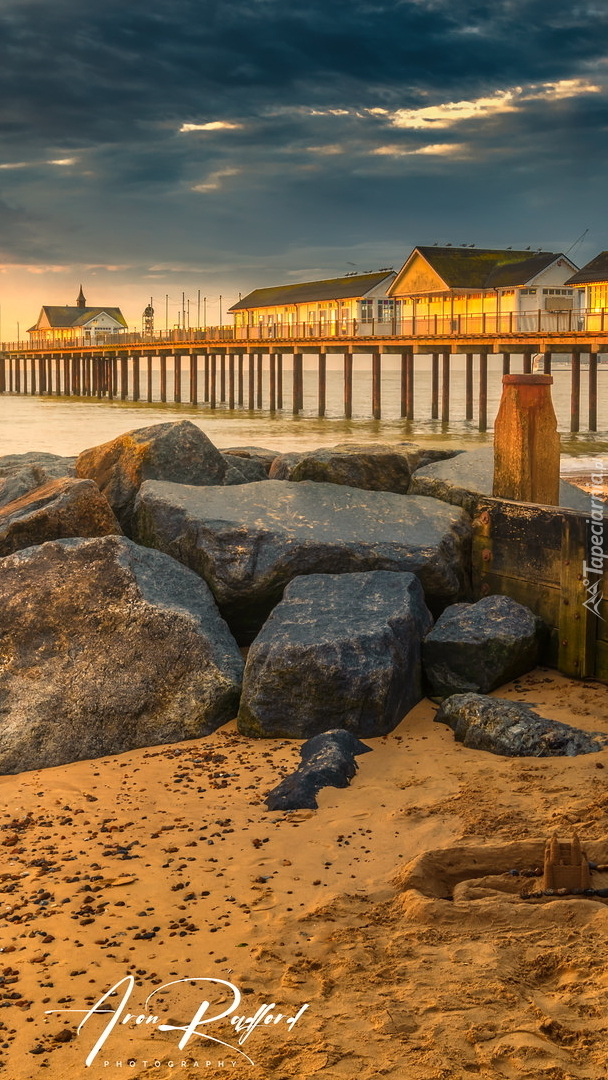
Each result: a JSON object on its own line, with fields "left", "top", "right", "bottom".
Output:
{"left": 237, "top": 571, "right": 433, "bottom": 738}
{"left": 0, "top": 535, "right": 244, "bottom": 774}
{"left": 222, "top": 447, "right": 279, "bottom": 474}
{"left": 395, "top": 444, "right": 462, "bottom": 473}
{"left": 423, "top": 595, "right": 544, "bottom": 697}
{"left": 221, "top": 454, "right": 268, "bottom": 483}
{"left": 435, "top": 693, "right": 607, "bottom": 757}
{"left": 75, "top": 420, "right": 231, "bottom": 534}
{"left": 0, "top": 452, "right": 77, "bottom": 509}
{"left": 266, "top": 729, "right": 373, "bottom": 810}
{"left": 271, "top": 443, "right": 412, "bottom": 493}
{"left": 134, "top": 479, "right": 471, "bottom": 641}
{"left": 268, "top": 452, "right": 304, "bottom": 479}
{"left": 410, "top": 448, "right": 607, "bottom": 514}
{"left": 0, "top": 477, "right": 122, "bottom": 556}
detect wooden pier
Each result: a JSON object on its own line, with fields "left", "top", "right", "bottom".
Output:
{"left": 1, "top": 329, "right": 607, "bottom": 432}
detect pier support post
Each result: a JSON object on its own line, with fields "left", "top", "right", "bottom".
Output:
{"left": 478, "top": 352, "right": 488, "bottom": 432}
{"left": 441, "top": 351, "right": 450, "bottom": 423}
{"left": 277, "top": 353, "right": 283, "bottom": 409}
{"left": 204, "top": 353, "right": 210, "bottom": 402}
{"left": 14, "top": 355, "right": 20, "bottom": 393}
{"left": 0, "top": 356, "right": 5, "bottom": 393}
{"left": 112, "top": 356, "right": 118, "bottom": 397}
{"left": 431, "top": 353, "right": 439, "bottom": 419}
{"left": 133, "top": 354, "right": 140, "bottom": 402}
{"left": 30, "top": 357, "right": 37, "bottom": 395}
{"left": 523, "top": 350, "right": 533, "bottom": 374}
{"left": 406, "top": 350, "right": 414, "bottom": 420}
{"left": 160, "top": 354, "right": 167, "bottom": 402}
{"left": 174, "top": 353, "right": 181, "bottom": 403}
{"left": 293, "top": 353, "right": 303, "bottom": 414}
{"left": 344, "top": 351, "right": 353, "bottom": 418}
{"left": 256, "top": 353, "right": 263, "bottom": 408}
{"left": 63, "top": 355, "right": 70, "bottom": 397}
{"left": 570, "top": 350, "right": 580, "bottom": 432}
{"left": 502, "top": 352, "right": 511, "bottom": 375}
{"left": 319, "top": 351, "right": 327, "bottom": 417}
{"left": 228, "top": 353, "right": 235, "bottom": 409}
{"left": 237, "top": 353, "right": 243, "bottom": 406}
{"left": 147, "top": 355, "right": 153, "bottom": 402}
{"left": 189, "top": 353, "right": 197, "bottom": 405}
{"left": 56, "top": 356, "right": 62, "bottom": 396}
{"left": 465, "top": 352, "right": 474, "bottom": 419}
{"left": 589, "top": 350, "right": 598, "bottom": 432}
{"left": 372, "top": 350, "right": 381, "bottom": 419}
{"left": 121, "top": 353, "right": 129, "bottom": 400}
{"left": 400, "top": 353, "right": 407, "bottom": 418}
{"left": 210, "top": 353, "right": 217, "bottom": 408}
{"left": 269, "top": 352, "right": 276, "bottom": 411}
{"left": 220, "top": 353, "right": 226, "bottom": 402}
{"left": 38, "top": 356, "right": 46, "bottom": 394}
{"left": 248, "top": 353, "right": 255, "bottom": 409}
{"left": 493, "top": 374, "right": 560, "bottom": 505}
{"left": 543, "top": 351, "right": 552, "bottom": 375}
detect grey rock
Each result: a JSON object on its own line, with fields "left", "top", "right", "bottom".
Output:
{"left": 268, "top": 452, "right": 304, "bottom": 479}
{"left": 237, "top": 571, "right": 433, "bottom": 738}
{"left": 423, "top": 595, "right": 544, "bottom": 697}
{"left": 0, "top": 453, "right": 77, "bottom": 509}
{"left": 272, "top": 443, "right": 412, "bottom": 493}
{"left": 134, "top": 479, "right": 471, "bottom": 641}
{"left": 222, "top": 447, "right": 279, "bottom": 474}
{"left": 394, "top": 444, "right": 462, "bottom": 473}
{"left": 221, "top": 454, "right": 268, "bottom": 483}
{"left": 0, "top": 535, "right": 244, "bottom": 774}
{"left": 75, "top": 420, "right": 230, "bottom": 534}
{"left": 0, "top": 476, "right": 122, "bottom": 556}
{"left": 410, "top": 447, "right": 607, "bottom": 514}
{"left": 266, "top": 729, "right": 373, "bottom": 810}
{"left": 435, "top": 692, "right": 607, "bottom": 756}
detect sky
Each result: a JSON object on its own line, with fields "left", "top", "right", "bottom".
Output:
{"left": 0, "top": 0, "right": 607, "bottom": 337}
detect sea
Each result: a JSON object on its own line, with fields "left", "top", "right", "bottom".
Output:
{"left": 1, "top": 354, "right": 607, "bottom": 472}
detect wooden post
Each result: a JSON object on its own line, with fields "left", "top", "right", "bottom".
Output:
{"left": 372, "top": 350, "right": 381, "bottom": 419}
{"left": 293, "top": 352, "right": 302, "bottom": 414}
{"left": 14, "top": 355, "right": 20, "bottom": 393}
{"left": 63, "top": 355, "right": 70, "bottom": 397}
{"left": 523, "top": 350, "right": 533, "bottom": 374}
{"left": 248, "top": 353, "right": 255, "bottom": 409}
{"left": 465, "top": 352, "right": 473, "bottom": 419}
{"left": 220, "top": 353, "right": 226, "bottom": 402}
{"left": 441, "top": 350, "right": 450, "bottom": 423}
{"left": 558, "top": 514, "right": 597, "bottom": 677}
{"left": 228, "top": 353, "right": 235, "bottom": 409}
{"left": 589, "top": 350, "right": 598, "bottom": 432}
{"left": 204, "top": 353, "right": 210, "bottom": 402}
{"left": 344, "top": 351, "right": 353, "bottom": 418}
{"left": 210, "top": 352, "right": 217, "bottom": 408}
{"left": 121, "top": 353, "right": 128, "bottom": 400}
{"left": 493, "top": 374, "right": 559, "bottom": 504}
{"left": 133, "top": 354, "right": 140, "bottom": 401}
{"left": 570, "top": 350, "right": 580, "bottom": 433}
{"left": 38, "top": 356, "right": 46, "bottom": 394}
{"left": 0, "top": 356, "right": 5, "bottom": 393}
{"left": 543, "top": 350, "right": 552, "bottom": 375}
{"left": 237, "top": 353, "right": 243, "bottom": 406}
{"left": 502, "top": 352, "right": 510, "bottom": 375}
{"left": 147, "top": 355, "right": 153, "bottom": 402}
{"left": 257, "top": 352, "right": 263, "bottom": 408}
{"left": 30, "top": 356, "right": 37, "bottom": 395}
{"left": 107, "top": 357, "right": 114, "bottom": 400}
{"left": 189, "top": 353, "right": 197, "bottom": 404}
{"left": 478, "top": 352, "right": 488, "bottom": 432}
{"left": 406, "top": 350, "right": 414, "bottom": 421}
{"left": 174, "top": 352, "right": 181, "bottom": 402}
{"left": 400, "top": 353, "right": 407, "bottom": 418}
{"left": 431, "top": 353, "right": 439, "bottom": 419}
{"left": 112, "top": 356, "right": 118, "bottom": 397}
{"left": 277, "top": 353, "right": 283, "bottom": 409}
{"left": 269, "top": 352, "right": 276, "bottom": 411}
{"left": 160, "top": 354, "right": 167, "bottom": 402}
{"left": 56, "top": 356, "right": 62, "bottom": 396}
{"left": 319, "top": 351, "right": 326, "bottom": 417}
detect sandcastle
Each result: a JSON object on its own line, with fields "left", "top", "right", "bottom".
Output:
{"left": 542, "top": 832, "right": 591, "bottom": 893}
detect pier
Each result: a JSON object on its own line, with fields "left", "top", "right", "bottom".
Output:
{"left": 1, "top": 324, "right": 607, "bottom": 433}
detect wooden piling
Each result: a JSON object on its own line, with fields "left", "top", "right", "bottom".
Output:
{"left": 465, "top": 352, "right": 473, "bottom": 419}
{"left": 189, "top": 353, "right": 197, "bottom": 404}
{"left": 502, "top": 352, "right": 511, "bottom": 375}
{"left": 56, "top": 356, "right": 62, "bottom": 396}
{"left": 204, "top": 353, "right": 210, "bottom": 402}
{"left": 478, "top": 352, "right": 488, "bottom": 432}
{"left": 147, "top": 355, "right": 153, "bottom": 402}
{"left": 431, "top": 353, "right": 439, "bottom": 419}
{"left": 372, "top": 350, "right": 381, "bottom": 419}
{"left": 210, "top": 353, "right": 217, "bottom": 408}
{"left": 133, "top": 354, "right": 140, "bottom": 402}
{"left": 269, "top": 352, "right": 276, "bottom": 411}
{"left": 160, "top": 355, "right": 167, "bottom": 402}
{"left": 589, "top": 350, "right": 598, "bottom": 432}
{"left": 523, "top": 350, "right": 533, "bottom": 374}
{"left": 112, "top": 356, "right": 118, "bottom": 397}
{"left": 220, "top": 353, "right": 226, "bottom": 402}
{"left": 543, "top": 351, "right": 552, "bottom": 375}
{"left": 441, "top": 350, "right": 450, "bottom": 423}
{"left": 277, "top": 353, "right": 283, "bottom": 409}
{"left": 228, "top": 353, "right": 235, "bottom": 409}
{"left": 493, "top": 374, "right": 560, "bottom": 505}
{"left": 63, "top": 355, "right": 70, "bottom": 397}
{"left": 38, "top": 357, "right": 46, "bottom": 394}
{"left": 0, "top": 357, "right": 4, "bottom": 393}
{"left": 400, "top": 353, "right": 407, "bottom": 418}
{"left": 174, "top": 353, "right": 181, "bottom": 403}
{"left": 344, "top": 351, "right": 353, "bottom": 418}
{"left": 293, "top": 352, "right": 303, "bottom": 414}
{"left": 257, "top": 353, "right": 263, "bottom": 408}
{"left": 121, "top": 354, "right": 128, "bottom": 400}
{"left": 248, "top": 353, "right": 255, "bottom": 409}
{"left": 570, "top": 350, "right": 580, "bottom": 433}
{"left": 406, "top": 350, "right": 414, "bottom": 420}
{"left": 30, "top": 357, "right": 37, "bottom": 395}
{"left": 319, "top": 351, "right": 327, "bottom": 417}
{"left": 237, "top": 354, "right": 243, "bottom": 406}
{"left": 14, "top": 355, "right": 20, "bottom": 393}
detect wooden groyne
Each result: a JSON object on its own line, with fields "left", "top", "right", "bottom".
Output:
{"left": 1, "top": 329, "right": 606, "bottom": 432}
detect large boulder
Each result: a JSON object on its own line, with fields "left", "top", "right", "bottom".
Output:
{"left": 221, "top": 454, "right": 268, "bottom": 484}
{"left": 75, "top": 420, "right": 232, "bottom": 534}
{"left": 0, "top": 535, "right": 244, "bottom": 774}
{"left": 133, "top": 479, "right": 471, "bottom": 641}
{"left": 435, "top": 693, "right": 607, "bottom": 757}
{"left": 222, "top": 446, "right": 279, "bottom": 474}
{"left": 423, "top": 595, "right": 544, "bottom": 697}
{"left": 237, "top": 570, "right": 433, "bottom": 738}
{"left": 268, "top": 443, "right": 412, "bottom": 493}
{"left": 410, "top": 448, "right": 607, "bottom": 514}
{"left": 0, "top": 452, "right": 76, "bottom": 509}
{"left": 266, "top": 729, "right": 373, "bottom": 811}
{"left": 0, "top": 476, "right": 121, "bottom": 556}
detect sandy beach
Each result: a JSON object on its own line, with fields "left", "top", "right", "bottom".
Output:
{"left": 1, "top": 668, "right": 607, "bottom": 1080}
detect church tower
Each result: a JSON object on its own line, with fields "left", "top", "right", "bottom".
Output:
{"left": 76, "top": 285, "right": 86, "bottom": 308}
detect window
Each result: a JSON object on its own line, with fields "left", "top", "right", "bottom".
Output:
{"left": 520, "top": 288, "right": 537, "bottom": 296}
{"left": 360, "top": 299, "right": 373, "bottom": 321}
{"left": 377, "top": 298, "right": 395, "bottom": 321}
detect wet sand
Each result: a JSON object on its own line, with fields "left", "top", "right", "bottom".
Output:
{"left": 2, "top": 669, "right": 608, "bottom": 1080}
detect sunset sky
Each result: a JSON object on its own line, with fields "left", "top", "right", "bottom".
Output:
{"left": 0, "top": 0, "right": 607, "bottom": 337}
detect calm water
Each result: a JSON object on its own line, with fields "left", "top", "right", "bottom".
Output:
{"left": 1, "top": 354, "right": 607, "bottom": 466}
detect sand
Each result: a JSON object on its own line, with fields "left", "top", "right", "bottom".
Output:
{"left": 1, "top": 669, "right": 608, "bottom": 1080}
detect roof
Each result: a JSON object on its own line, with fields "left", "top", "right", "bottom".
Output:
{"left": 32, "top": 305, "right": 128, "bottom": 330}
{"left": 228, "top": 271, "right": 395, "bottom": 312}
{"left": 564, "top": 252, "right": 608, "bottom": 285}
{"left": 401, "top": 247, "right": 574, "bottom": 290}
